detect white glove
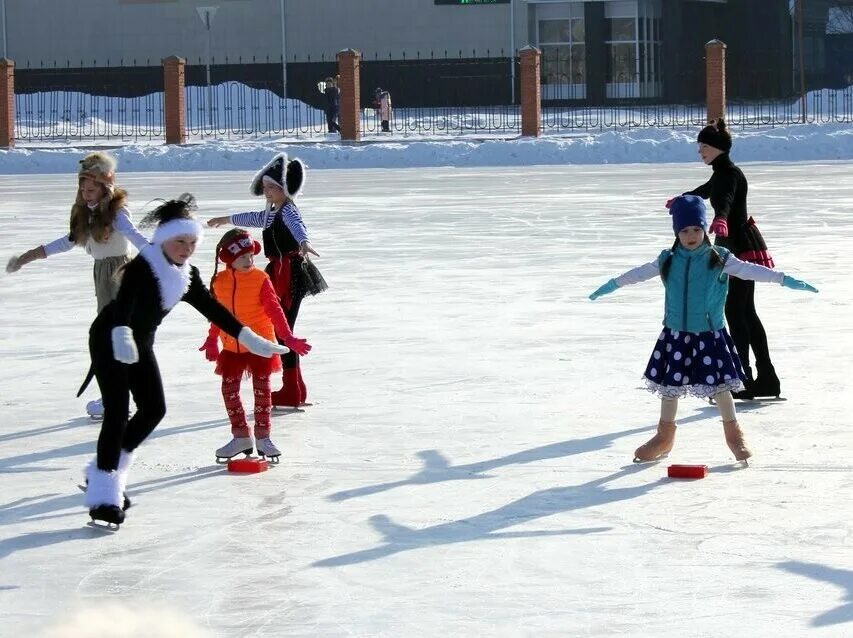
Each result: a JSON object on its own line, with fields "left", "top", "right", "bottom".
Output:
{"left": 238, "top": 327, "right": 289, "bottom": 358}
{"left": 111, "top": 326, "right": 139, "bottom": 364}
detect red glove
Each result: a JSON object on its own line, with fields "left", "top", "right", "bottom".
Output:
{"left": 665, "top": 198, "right": 675, "bottom": 209}
{"left": 199, "top": 325, "right": 221, "bottom": 362}
{"left": 709, "top": 217, "right": 729, "bottom": 237}
{"left": 283, "top": 335, "right": 312, "bottom": 357}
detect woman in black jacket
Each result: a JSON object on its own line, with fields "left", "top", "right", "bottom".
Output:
{"left": 81, "top": 194, "right": 287, "bottom": 526}
{"left": 684, "top": 119, "right": 779, "bottom": 399}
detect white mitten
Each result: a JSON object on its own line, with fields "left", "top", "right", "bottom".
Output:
{"left": 238, "top": 327, "right": 289, "bottom": 358}
{"left": 111, "top": 326, "right": 139, "bottom": 364}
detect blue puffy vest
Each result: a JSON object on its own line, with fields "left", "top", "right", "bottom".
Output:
{"left": 659, "top": 244, "right": 731, "bottom": 333}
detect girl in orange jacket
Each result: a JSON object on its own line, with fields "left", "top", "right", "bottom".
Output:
{"left": 201, "top": 229, "right": 311, "bottom": 462}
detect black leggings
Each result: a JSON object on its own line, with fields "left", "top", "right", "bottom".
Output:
{"left": 282, "top": 295, "right": 303, "bottom": 369}
{"left": 93, "top": 343, "right": 166, "bottom": 472}
{"left": 725, "top": 277, "right": 771, "bottom": 372}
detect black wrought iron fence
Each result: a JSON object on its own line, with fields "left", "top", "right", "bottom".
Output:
{"left": 10, "top": 55, "right": 853, "bottom": 144}
{"left": 357, "top": 51, "right": 521, "bottom": 136}
{"left": 15, "top": 62, "right": 164, "bottom": 143}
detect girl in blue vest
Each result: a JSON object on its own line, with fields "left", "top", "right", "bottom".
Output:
{"left": 589, "top": 195, "right": 817, "bottom": 463}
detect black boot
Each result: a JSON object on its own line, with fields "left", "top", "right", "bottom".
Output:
{"left": 733, "top": 366, "right": 754, "bottom": 400}
{"left": 751, "top": 362, "right": 781, "bottom": 398}
{"left": 733, "top": 385, "right": 754, "bottom": 400}
{"left": 90, "top": 504, "right": 125, "bottom": 526}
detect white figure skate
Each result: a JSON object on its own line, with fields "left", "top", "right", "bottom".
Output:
{"left": 215, "top": 437, "right": 254, "bottom": 464}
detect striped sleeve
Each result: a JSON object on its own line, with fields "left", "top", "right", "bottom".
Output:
{"left": 280, "top": 203, "right": 309, "bottom": 245}
{"left": 230, "top": 209, "right": 275, "bottom": 229}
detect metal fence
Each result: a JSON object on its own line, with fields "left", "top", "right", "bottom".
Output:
{"left": 11, "top": 56, "right": 853, "bottom": 144}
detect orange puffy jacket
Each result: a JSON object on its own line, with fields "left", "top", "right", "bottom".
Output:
{"left": 211, "top": 268, "right": 290, "bottom": 353}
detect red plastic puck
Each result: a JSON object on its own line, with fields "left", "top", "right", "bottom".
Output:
{"left": 667, "top": 464, "right": 708, "bottom": 479}
{"left": 227, "top": 457, "right": 269, "bottom": 473}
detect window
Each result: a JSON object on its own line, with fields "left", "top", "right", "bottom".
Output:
{"left": 536, "top": 3, "right": 585, "bottom": 100}
{"left": 605, "top": 0, "right": 661, "bottom": 98}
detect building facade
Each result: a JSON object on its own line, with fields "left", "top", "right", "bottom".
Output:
{"left": 0, "top": 0, "right": 836, "bottom": 107}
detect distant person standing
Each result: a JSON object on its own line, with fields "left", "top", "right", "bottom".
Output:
{"left": 373, "top": 87, "right": 392, "bottom": 133}
{"left": 322, "top": 76, "right": 340, "bottom": 134}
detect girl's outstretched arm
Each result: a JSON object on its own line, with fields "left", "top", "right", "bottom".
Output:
{"left": 724, "top": 255, "right": 818, "bottom": 292}
{"left": 259, "top": 278, "right": 312, "bottom": 356}
{"left": 589, "top": 260, "right": 661, "bottom": 300}
{"left": 217, "top": 202, "right": 276, "bottom": 230}
{"left": 6, "top": 245, "right": 48, "bottom": 272}
{"left": 114, "top": 209, "right": 150, "bottom": 251}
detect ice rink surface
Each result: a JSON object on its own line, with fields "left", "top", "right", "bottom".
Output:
{"left": 0, "top": 162, "right": 851, "bottom": 636}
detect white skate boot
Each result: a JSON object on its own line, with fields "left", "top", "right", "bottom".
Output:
{"left": 86, "top": 398, "right": 104, "bottom": 420}
{"left": 256, "top": 437, "right": 281, "bottom": 463}
{"left": 215, "top": 437, "right": 254, "bottom": 463}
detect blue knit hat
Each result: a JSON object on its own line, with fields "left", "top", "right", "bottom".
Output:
{"left": 669, "top": 195, "right": 708, "bottom": 235}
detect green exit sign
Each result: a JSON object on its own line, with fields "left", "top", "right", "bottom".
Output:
{"left": 435, "top": 0, "right": 510, "bottom": 4}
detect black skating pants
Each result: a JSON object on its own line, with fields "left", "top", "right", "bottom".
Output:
{"left": 725, "top": 277, "right": 772, "bottom": 373}
{"left": 281, "top": 295, "right": 303, "bottom": 369}
{"left": 92, "top": 340, "right": 166, "bottom": 472}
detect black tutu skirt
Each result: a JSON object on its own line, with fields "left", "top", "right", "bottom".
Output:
{"left": 643, "top": 327, "right": 746, "bottom": 399}
{"left": 291, "top": 256, "right": 328, "bottom": 298}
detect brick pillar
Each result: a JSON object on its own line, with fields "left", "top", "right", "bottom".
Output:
{"left": 163, "top": 56, "right": 187, "bottom": 145}
{"left": 0, "top": 59, "right": 14, "bottom": 149}
{"left": 337, "top": 49, "right": 361, "bottom": 141}
{"left": 705, "top": 40, "right": 726, "bottom": 123}
{"left": 519, "top": 47, "right": 541, "bottom": 137}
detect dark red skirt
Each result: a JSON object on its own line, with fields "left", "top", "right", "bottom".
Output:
{"left": 214, "top": 349, "right": 282, "bottom": 378}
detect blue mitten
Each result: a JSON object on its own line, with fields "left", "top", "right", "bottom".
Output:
{"left": 782, "top": 275, "right": 818, "bottom": 293}
{"left": 589, "top": 279, "right": 619, "bottom": 301}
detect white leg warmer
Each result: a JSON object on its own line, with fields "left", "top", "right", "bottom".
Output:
{"left": 117, "top": 449, "right": 136, "bottom": 496}
{"left": 660, "top": 398, "right": 678, "bottom": 423}
{"left": 714, "top": 391, "right": 737, "bottom": 422}
{"left": 85, "top": 468, "right": 122, "bottom": 508}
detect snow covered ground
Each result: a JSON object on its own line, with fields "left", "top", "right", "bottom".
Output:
{"left": 0, "top": 161, "right": 851, "bottom": 637}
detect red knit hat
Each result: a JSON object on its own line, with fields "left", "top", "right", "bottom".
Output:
{"left": 218, "top": 231, "right": 261, "bottom": 265}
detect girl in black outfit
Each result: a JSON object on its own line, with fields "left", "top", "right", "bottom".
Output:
{"left": 80, "top": 194, "right": 288, "bottom": 526}
{"left": 684, "top": 119, "right": 779, "bottom": 399}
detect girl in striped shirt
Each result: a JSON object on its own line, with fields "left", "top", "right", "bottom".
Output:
{"left": 207, "top": 153, "right": 326, "bottom": 409}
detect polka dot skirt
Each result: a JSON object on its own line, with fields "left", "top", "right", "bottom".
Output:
{"left": 643, "top": 327, "right": 746, "bottom": 399}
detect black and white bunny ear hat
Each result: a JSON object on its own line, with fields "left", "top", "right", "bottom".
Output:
{"left": 250, "top": 153, "right": 306, "bottom": 198}
{"left": 142, "top": 193, "right": 205, "bottom": 245}
{"left": 250, "top": 153, "right": 286, "bottom": 196}
{"left": 284, "top": 157, "right": 306, "bottom": 198}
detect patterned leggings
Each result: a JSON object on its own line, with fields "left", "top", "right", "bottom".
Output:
{"left": 222, "top": 374, "right": 272, "bottom": 439}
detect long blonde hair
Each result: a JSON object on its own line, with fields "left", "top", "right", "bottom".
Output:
{"left": 68, "top": 182, "right": 128, "bottom": 246}
{"left": 68, "top": 151, "right": 125, "bottom": 246}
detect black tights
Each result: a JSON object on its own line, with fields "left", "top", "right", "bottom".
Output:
{"left": 94, "top": 345, "right": 166, "bottom": 472}
{"left": 725, "top": 277, "right": 771, "bottom": 374}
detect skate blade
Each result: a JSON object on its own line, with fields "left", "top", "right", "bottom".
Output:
{"left": 215, "top": 449, "right": 254, "bottom": 464}
{"left": 272, "top": 405, "right": 305, "bottom": 413}
{"left": 88, "top": 414, "right": 104, "bottom": 421}
{"left": 87, "top": 520, "right": 120, "bottom": 531}
{"left": 259, "top": 455, "right": 281, "bottom": 465}
{"left": 633, "top": 454, "right": 667, "bottom": 464}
